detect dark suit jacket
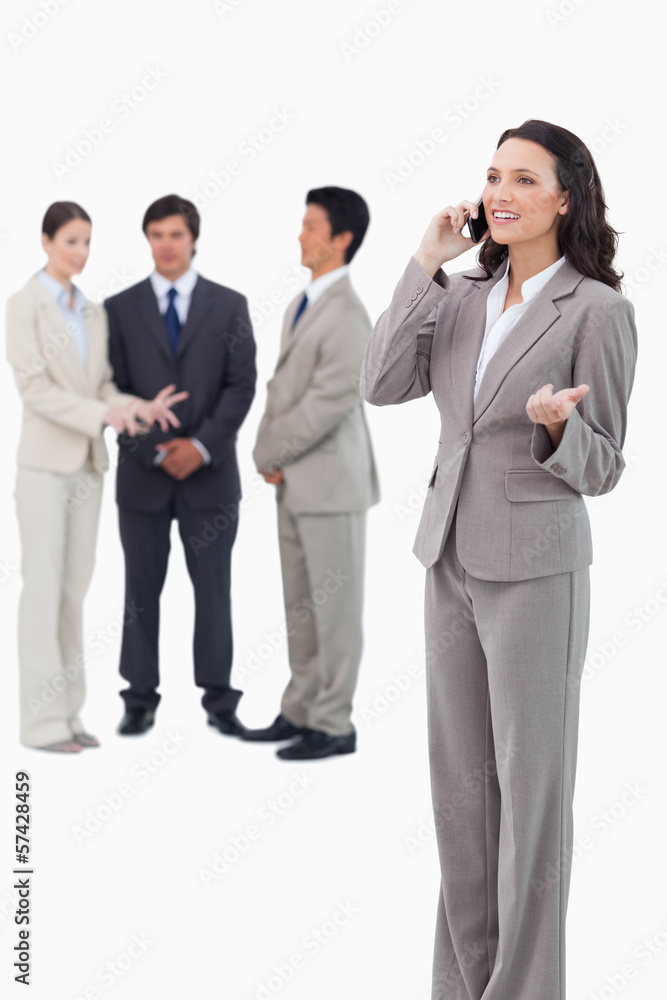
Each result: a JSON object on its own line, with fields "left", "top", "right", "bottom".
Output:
{"left": 106, "top": 274, "right": 256, "bottom": 512}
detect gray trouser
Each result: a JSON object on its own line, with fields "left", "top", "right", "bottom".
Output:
{"left": 277, "top": 499, "right": 366, "bottom": 736}
{"left": 425, "top": 518, "right": 590, "bottom": 1000}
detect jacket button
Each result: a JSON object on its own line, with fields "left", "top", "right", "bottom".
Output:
{"left": 405, "top": 300, "right": 412, "bottom": 308}
{"left": 461, "top": 431, "right": 469, "bottom": 444}
{"left": 416, "top": 285, "right": 423, "bottom": 294}
{"left": 550, "top": 462, "right": 567, "bottom": 475}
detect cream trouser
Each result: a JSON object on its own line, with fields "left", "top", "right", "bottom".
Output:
{"left": 15, "top": 462, "right": 103, "bottom": 747}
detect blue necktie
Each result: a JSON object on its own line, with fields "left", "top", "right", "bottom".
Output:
{"left": 291, "top": 292, "right": 308, "bottom": 331}
{"left": 165, "top": 287, "right": 181, "bottom": 356}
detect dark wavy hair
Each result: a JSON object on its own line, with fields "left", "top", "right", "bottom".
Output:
{"left": 469, "top": 119, "right": 622, "bottom": 291}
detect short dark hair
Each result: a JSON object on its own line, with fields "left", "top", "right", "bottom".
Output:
{"left": 142, "top": 194, "right": 200, "bottom": 243}
{"left": 42, "top": 201, "right": 91, "bottom": 239}
{"left": 306, "top": 186, "right": 370, "bottom": 264}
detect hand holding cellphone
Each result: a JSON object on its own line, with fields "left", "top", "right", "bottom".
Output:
{"left": 467, "top": 197, "right": 489, "bottom": 244}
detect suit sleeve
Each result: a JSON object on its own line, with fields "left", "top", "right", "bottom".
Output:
{"left": 531, "top": 294, "right": 638, "bottom": 496}
{"left": 95, "top": 306, "right": 135, "bottom": 408}
{"left": 5, "top": 291, "right": 108, "bottom": 438}
{"left": 105, "top": 295, "right": 160, "bottom": 470}
{"left": 360, "top": 257, "right": 449, "bottom": 406}
{"left": 253, "top": 303, "right": 371, "bottom": 472}
{"left": 190, "top": 294, "right": 257, "bottom": 463}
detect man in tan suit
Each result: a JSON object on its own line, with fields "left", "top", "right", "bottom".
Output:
{"left": 246, "top": 187, "right": 379, "bottom": 760}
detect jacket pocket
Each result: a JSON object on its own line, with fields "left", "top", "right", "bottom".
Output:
{"left": 504, "top": 469, "right": 577, "bottom": 502}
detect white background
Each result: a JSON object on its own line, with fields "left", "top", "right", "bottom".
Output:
{"left": 0, "top": 1, "right": 664, "bottom": 998}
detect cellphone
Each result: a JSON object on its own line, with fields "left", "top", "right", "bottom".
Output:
{"left": 467, "top": 198, "right": 488, "bottom": 243}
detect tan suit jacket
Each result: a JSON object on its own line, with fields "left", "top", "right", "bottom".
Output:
{"left": 6, "top": 275, "right": 131, "bottom": 474}
{"left": 254, "top": 274, "right": 379, "bottom": 513}
{"left": 361, "top": 257, "right": 637, "bottom": 581}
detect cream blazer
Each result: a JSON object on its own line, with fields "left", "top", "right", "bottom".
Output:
{"left": 5, "top": 275, "right": 132, "bottom": 474}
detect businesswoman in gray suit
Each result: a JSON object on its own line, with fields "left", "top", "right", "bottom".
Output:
{"left": 361, "top": 121, "right": 637, "bottom": 1000}
{"left": 6, "top": 201, "right": 186, "bottom": 753}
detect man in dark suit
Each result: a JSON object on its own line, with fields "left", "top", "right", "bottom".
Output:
{"left": 106, "top": 194, "right": 256, "bottom": 737}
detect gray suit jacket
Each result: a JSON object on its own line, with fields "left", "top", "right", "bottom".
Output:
{"left": 361, "top": 257, "right": 637, "bottom": 581}
{"left": 253, "top": 274, "right": 379, "bottom": 514}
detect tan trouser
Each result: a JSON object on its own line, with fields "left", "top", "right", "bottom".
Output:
{"left": 277, "top": 499, "right": 366, "bottom": 736}
{"left": 15, "top": 462, "right": 103, "bottom": 746}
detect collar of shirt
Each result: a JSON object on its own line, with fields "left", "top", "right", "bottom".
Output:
{"left": 305, "top": 264, "right": 349, "bottom": 306}
{"left": 486, "top": 254, "right": 566, "bottom": 325}
{"left": 37, "top": 269, "right": 86, "bottom": 313}
{"left": 150, "top": 267, "right": 198, "bottom": 322}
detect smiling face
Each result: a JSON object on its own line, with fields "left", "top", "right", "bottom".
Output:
{"left": 41, "top": 218, "right": 91, "bottom": 282}
{"left": 145, "top": 214, "right": 195, "bottom": 281}
{"left": 483, "top": 137, "right": 569, "bottom": 254}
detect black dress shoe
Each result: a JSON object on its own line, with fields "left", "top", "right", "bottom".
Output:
{"left": 276, "top": 728, "right": 356, "bottom": 760}
{"left": 241, "top": 713, "right": 307, "bottom": 742}
{"left": 206, "top": 710, "right": 247, "bottom": 737}
{"left": 118, "top": 709, "right": 155, "bottom": 736}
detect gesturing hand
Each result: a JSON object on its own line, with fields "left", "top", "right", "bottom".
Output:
{"left": 158, "top": 438, "right": 204, "bottom": 480}
{"left": 526, "top": 383, "right": 590, "bottom": 448}
{"left": 135, "top": 384, "right": 189, "bottom": 433}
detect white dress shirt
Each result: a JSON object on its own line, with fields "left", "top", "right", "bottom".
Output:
{"left": 37, "top": 269, "right": 88, "bottom": 366}
{"left": 149, "top": 267, "right": 210, "bottom": 466}
{"left": 305, "top": 264, "right": 349, "bottom": 306}
{"left": 149, "top": 267, "right": 198, "bottom": 325}
{"left": 474, "top": 256, "right": 566, "bottom": 401}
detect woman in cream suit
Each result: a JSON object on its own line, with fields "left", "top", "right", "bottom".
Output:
{"left": 361, "top": 121, "right": 637, "bottom": 1000}
{"left": 6, "top": 201, "right": 186, "bottom": 753}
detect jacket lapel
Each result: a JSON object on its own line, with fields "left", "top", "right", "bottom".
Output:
{"left": 133, "top": 278, "right": 174, "bottom": 363}
{"left": 84, "top": 301, "right": 107, "bottom": 387}
{"left": 449, "top": 267, "right": 506, "bottom": 428}
{"left": 275, "top": 277, "right": 350, "bottom": 370}
{"left": 29, "top": 277, "right": 90, "bottom": 394}
{"left": 472, "top": 260, "right": 585, "bottom": 424}
{"left": 176, "top": 276, "right": 214, "bottom": 358}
